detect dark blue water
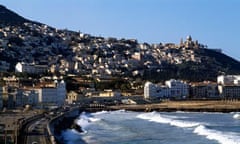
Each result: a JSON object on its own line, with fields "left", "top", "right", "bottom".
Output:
{"left": 62, "top": 110, "right": 240, "bottom": 144}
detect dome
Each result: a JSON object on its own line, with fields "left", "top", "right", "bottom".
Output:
{"left": 186, "top": 35, "right": 192, "bottom": 41}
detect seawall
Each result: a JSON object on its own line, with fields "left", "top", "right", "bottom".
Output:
{"left": 47, "top": 107, "right": 82, "bottom": 144}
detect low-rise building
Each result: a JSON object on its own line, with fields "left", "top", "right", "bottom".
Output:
{"left": 37, "top": 80, "right": 66, "bottom": 106}
{"left": 144, "top": 82, "right": 170, "bottom": 99}
{"left": 67, "top": 91, "right": 80, "bottom": 104}
{"left": 99, "top": 89, "right": 121, "bottom": 97}
{"left": 15, "top": 62, "right": 48, "bottom": 74}
{"left": 165, "top": 79, "right": 189, "bottom": 98}
{"left": 190, "top": 82, "right": 218, "bottom": 99}
{"left": 217, "top": 75, "right": 240, "bottom": 85}
{"left": 218, "top": 85, "right": 240, "bottom": 99}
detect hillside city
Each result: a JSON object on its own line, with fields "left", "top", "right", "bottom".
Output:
{"left": 0, "top": 20, "right": 240, "bottom": 109}
{"left": 1, "top": 4, "right": 240, "bottom": 144}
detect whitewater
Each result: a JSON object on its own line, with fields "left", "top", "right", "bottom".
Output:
{"left": 61, "top": 110, "right": 240, "bottom": 144}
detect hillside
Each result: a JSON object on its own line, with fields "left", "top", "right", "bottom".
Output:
{"left": 0, "top": 5, "right": 30, "bottom": 25}
{"left": 0, "top": 5, "right": 240, "bottom": 82}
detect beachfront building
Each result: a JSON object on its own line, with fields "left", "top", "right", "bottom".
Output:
{"left": 165, "top": 79, "right": 189, "bottom": 98}
{"left": 190, "top": 82, "right": 218, "bottom": 99}
{"left": 218, "top": 85, "right": 240, "bottom": 99}
{"left": 217, "top": 75, "right": 240, "bottom": 98}
{"left": 217, "top": 75, "right": 240, "bottom": 85}
{"left": 144, "top": 82, "right": 170, "bottom": 99}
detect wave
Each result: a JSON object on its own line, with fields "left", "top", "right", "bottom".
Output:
{"left": 137, "top": 112, "right": 200, "bottom": 128}
{"left": 92, "top": 110, "right": 109, "bottom": 115}
{"left": 194, "top": 125, "right": 240, "bottom": 144}
{"left": 233, "top": 113, "right": 240, "bottom": 120}
{"left": 138, "top": 112, "right": 240, "bottom": 144}
{"left": 76, "top": 112, "right": 101, "bottom": 132}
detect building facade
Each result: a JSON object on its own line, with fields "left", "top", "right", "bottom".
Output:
{"left": 37, "top": 80, "right": 66, "bottom": 106}
{"left": 165, "top": 79, "right": 189, "bottom": 98}
{"left": 190, "top": 82, "right": 218, "bottom": 99}
{"left": 217, "top": 75, "right": 240, "bottom": 85}
{"left": 217, "top": 75, "right": 240, "bottom": 98}
{"left": 15, "top": 62, "right": 48, "bottom": 74}
{"left": 218, "top": 85, "right": 240, "bottom": 99}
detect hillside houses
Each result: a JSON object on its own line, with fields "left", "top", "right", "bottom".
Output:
{"left": 0, "top": 21, "right": 209, "bottom": 79}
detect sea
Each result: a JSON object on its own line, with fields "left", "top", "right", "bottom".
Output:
{"left": 61, "top": 110, "right": 240, "bottom": 144}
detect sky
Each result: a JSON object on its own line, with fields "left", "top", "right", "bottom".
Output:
{"left": 0, "top": 0, "right": 240, "bottom": 60}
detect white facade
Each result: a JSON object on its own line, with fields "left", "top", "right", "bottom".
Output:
{"left": 38, "top": 80, "right": 66, "bottom": 105}
{"left": 144, "top": 79, "right": 189, "bottom": 99}
{"left": 15, "top": 62, "right": 48, "bottom": 74}
{"left": 144, "top": 82, "right": 170, "bottom": 99}
{"left": 165, "top": 79, "right": 189, "bottom": 98}
{"left": 217, "top": 75, "right": 240, "bottom": 85}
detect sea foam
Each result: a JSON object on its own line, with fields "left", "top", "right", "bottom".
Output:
{"left": 194, "top": 125, "right": 240, "bottom": 144}
{"left": 137, "top": 112, "right": 200, "bottom": 128}
{"left": 76, "top": 112, "right": 101, "bottom": 132}
{"left": 137, "top": 112, "right": 240, "bottom": 144}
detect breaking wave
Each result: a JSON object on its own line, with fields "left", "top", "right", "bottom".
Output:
{"left": 137, "top": 112, "right": 240, "bottom": 144}
{"left": 75, "top": 112, "right": 101, "bottom": 132}
{"left": 194, "top": 125, "right": 240, "bottom": 144}
{"left": 137, "top": 112, "right": 200, "bottom": 128}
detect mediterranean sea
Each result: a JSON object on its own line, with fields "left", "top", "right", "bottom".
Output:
{"left": 61, "top": 110, "right": 240, "bottom": 144}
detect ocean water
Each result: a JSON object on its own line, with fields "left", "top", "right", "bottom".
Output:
{"left": 61, "top": 110, "right": 240, "bottom": 144}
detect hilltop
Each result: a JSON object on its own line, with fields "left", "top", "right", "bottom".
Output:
{"left": 0, "top": 5, "right": 30, "bottom": 25}
{"left": 0, "top": 5, "right": 240, "bottom": 83}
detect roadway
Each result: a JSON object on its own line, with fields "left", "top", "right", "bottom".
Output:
{"left": 23, "top": 117, "right": 50, "bottom": 144}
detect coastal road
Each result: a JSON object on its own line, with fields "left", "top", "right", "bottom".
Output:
{"left": 24, "top": 117, "right": 50, "bottom": 144}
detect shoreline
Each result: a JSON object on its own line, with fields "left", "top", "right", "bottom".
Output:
{"left": 56, "top": 100, "right": 240, "bottom": 143}
{"left": 84, "top": 100, "right": 240, "bottom": 113}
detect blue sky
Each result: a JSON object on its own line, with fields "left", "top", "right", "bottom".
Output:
{"left": 0, "top": 0, "right": 240, "bottom": 60}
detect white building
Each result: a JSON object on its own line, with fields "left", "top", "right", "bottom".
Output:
{"left": 37, "top": 80, "right": 66, "bottom": 106}
{"left": 217, "top": 75, "right": 240, "bottom": 98}
{"left": 144, "top": 82, "right": 170, "bottom": 99}
{"left": 217, "top": 75, "right": 240, "bottom": 85}
{"left": 165, "top": 79, "right": 189, "bottom": 98}
{"left": 15, "top": 62, "right": 48, "bottom": 74}
{"left": 144, "top": 79, "right": 189, "bottom": 100}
